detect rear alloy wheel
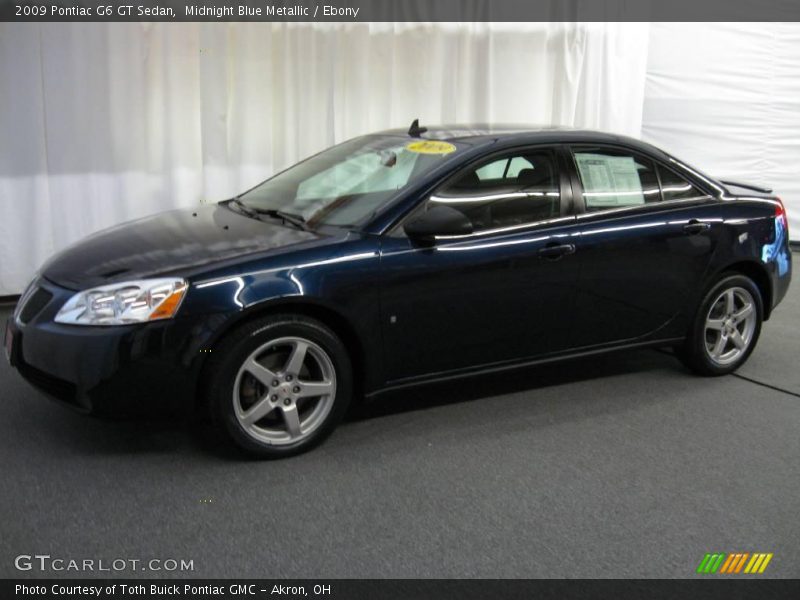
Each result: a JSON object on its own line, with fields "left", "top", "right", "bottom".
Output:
{"left": 679, "top": 274, "right": 763, "bottom": 376}
{"left": 206, "top": 315, "right": 352, "bottom": 458}
{"left": 702, "top": 287, "right": 758, "bottom": 367}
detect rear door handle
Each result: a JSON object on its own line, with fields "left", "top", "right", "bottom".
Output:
{"left": 683, "top": 220, "right": 710, "bottom": 235}
{"left": 538, "top": 243, "right": 576, "bottom": 259}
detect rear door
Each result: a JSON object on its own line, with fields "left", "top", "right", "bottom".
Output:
{"left": 566, "top": 144, "right": 721, "bottom": 348}
{"left": 378, "top": 146, "right": 582, "bottom": 383}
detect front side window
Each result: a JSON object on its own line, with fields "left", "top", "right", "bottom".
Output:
{"left": 238, "top": 136, "right": 462, "bottom": 227}
{"left": 572, "top": 148, "right": 660, "bottom": 212}
{"left": 426, "top": 149, "right": 561, "bottom": 232}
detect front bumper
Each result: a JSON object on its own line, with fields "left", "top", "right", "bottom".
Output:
{"left": 6, "top": 278, "right": 207, "bottom": 416}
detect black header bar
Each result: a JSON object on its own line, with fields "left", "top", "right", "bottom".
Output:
{"left": 3, "top": 0, "right": 800, "bottom": 22}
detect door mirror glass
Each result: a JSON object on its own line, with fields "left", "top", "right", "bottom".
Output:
{"left": 403, "top": 205, "right": 474, "bottom": 242}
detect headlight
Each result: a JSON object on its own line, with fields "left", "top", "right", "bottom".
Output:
{"left": 54, "top": 278, "right": 187, "bottom": 326}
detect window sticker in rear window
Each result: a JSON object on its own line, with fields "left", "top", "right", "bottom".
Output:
{"left": 575, "top": 153, "right": 645, "bottom": 207}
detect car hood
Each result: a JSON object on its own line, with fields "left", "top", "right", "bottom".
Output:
{"left": 40, "top": 203, "right": 325, "bottom": 290}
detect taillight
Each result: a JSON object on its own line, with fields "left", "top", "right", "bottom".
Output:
{"left": 775, "top": 197, "right": 788, "bottom": 237}
{"left": 775, "top": 197, "right": 786, "bottom": 218}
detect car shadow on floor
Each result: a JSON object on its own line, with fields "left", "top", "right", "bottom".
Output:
{"left": 10, "top": 346, "right": 687, "bottom": 461}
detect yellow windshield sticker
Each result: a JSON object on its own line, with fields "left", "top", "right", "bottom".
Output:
{"left": 405, "top": 140, "right": 457, "bottom": 155}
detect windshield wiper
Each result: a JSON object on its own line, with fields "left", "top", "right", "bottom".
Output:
{"left": 256, "top": 209, "right": 309, "bottom": 231}
{"left": 227, "top": 198, "right": 262, "bottom": 219}
{"left": 228, "top": 199, "right": 309, "bottom": 231}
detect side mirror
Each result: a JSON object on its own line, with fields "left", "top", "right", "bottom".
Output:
{"left": 403, "top": 205, "right": 473, "bottom": 242}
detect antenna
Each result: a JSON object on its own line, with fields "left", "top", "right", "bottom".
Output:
{"left": 408, "top": 118, "right": 428, "bottom": 137}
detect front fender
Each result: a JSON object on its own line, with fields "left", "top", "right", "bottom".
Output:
{"left": 176, "top": 237, "right": 385, "bottom": 395}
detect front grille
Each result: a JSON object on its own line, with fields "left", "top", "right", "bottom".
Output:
{"left": 17, "top": 287, "right": 53, "bottom": 324}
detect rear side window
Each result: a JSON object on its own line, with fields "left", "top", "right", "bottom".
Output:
{"left": 572, "top": 148, "right": 660, "bottom": 211}
{"left": 657, "top": 165, "right": 706, "bottom": 202}
{"left": 428, "top": 149, "right": 561, "bottom": 232}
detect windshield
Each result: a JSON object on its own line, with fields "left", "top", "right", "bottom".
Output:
{"left": 236, "top": 135, "right": 461, "bottom": 227}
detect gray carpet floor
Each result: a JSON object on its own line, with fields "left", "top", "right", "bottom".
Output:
{"left": 0, "top": 273, "right": 798, "bottom": 579}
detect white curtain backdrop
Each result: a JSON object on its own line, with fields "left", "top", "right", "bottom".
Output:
{"left": 3, "top": 22, "right": 799, "bottom": 297}
{"left": 642, "top": 22, "right": 800, "bottom": 239}
{"left": 0, "top": 22, "right": 650, "bottom": 295}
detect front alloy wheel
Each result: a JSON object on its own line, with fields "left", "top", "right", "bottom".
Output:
{"left": 206, "top": 315, "right": 353, "bottom": 458}
{"left": 233, "top": 337, "right": 337, "bottom": 446}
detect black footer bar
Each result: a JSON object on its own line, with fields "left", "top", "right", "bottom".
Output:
{"left": 6, "top": 579, "right": 800, "bottom": 600}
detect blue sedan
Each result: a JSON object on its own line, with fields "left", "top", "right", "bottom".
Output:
{"left": 5, "top": 123, "right": 792, "bottom": 457}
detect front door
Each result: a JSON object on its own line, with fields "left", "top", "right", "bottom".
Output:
{"left": 378, "top": 146, "right": 582, "bottom": 383}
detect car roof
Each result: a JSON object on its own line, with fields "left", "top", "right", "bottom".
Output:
{"left": 375, "top": 124, "right": 670, "bottom": 158}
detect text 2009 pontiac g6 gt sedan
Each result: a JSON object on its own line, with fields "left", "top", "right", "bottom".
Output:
{"left": 5, "top": 124, "right": 792, "bottom": 457}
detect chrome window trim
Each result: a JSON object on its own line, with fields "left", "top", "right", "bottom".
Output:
{"left": 574, "top": 195, "right": 714, "bottom": 219}
{"left": 433, "top": 215, "right": 577, "bottom": 241}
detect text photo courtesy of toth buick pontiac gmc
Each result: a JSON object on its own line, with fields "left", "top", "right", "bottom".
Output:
{"left": 4, "top": 123, "right": 792, "bottom": 458}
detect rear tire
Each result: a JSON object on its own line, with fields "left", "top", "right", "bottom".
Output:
{"left": 204, "top": 314, "right": 353, "bottom": 458}
{"left": 678, "top": 273, "right": 763, "bottom": 376}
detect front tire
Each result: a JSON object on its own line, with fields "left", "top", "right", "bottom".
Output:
{"left": 205, "top": 314, "right": 353, "bottom": 458}
{"left": 679, "top": 273, "right": 763, "bottom": 376}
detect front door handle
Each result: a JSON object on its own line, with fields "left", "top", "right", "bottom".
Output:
{"left": 683, "top": 220, "right": 710, "bottom": 235}
{"left": 538, "top": 243, "right": 576, "bottom": 260}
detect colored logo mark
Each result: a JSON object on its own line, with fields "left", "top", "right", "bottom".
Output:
{"left": 697, "top": 552, "right": 773, "bottom": 574}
